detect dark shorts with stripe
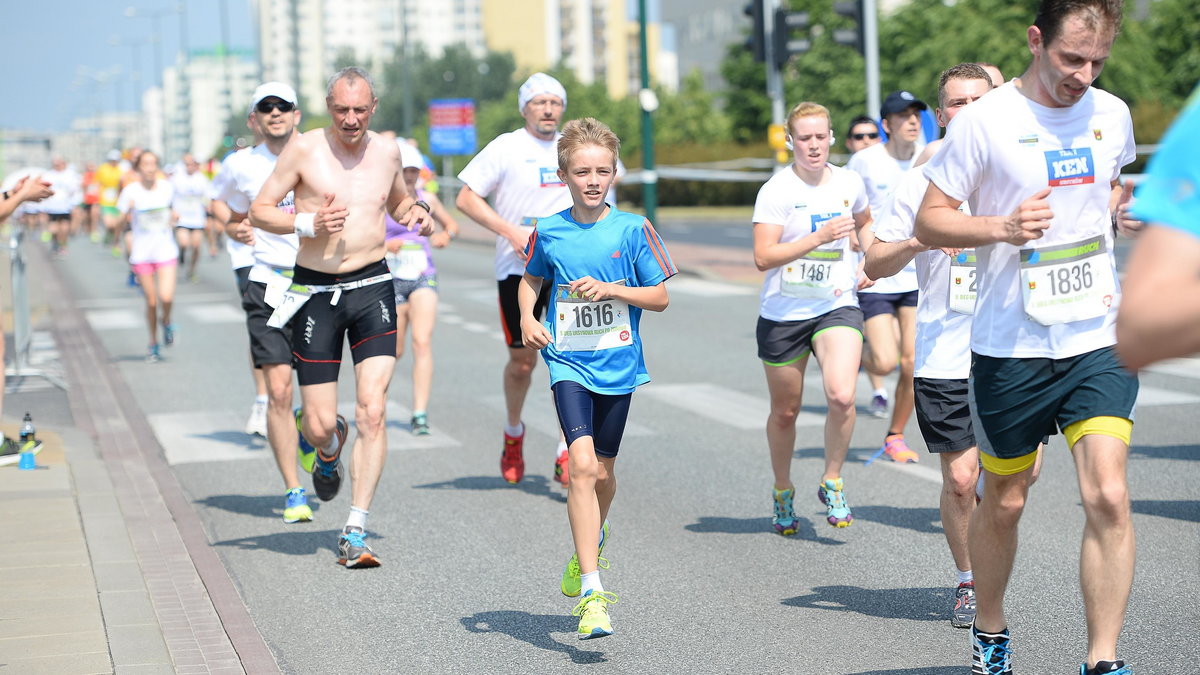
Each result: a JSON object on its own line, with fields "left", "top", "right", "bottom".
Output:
{"left": 498, "top": 274, "right": 550, "bottom": 349}
{"left": 757, "top": 306, "right": 864, "bottom": 366}
{"left": 241, "top": 280, "right": 294, "bottom": 368}
{"left": 552, "top": 380, "right": 633, "bottom": 458}
{"left": 859, "top": 290, "right": 918, "bottom": 320}
{"left": 291, "top": 260, "right": 397, "bottom": 386}
{"left": 969, "top": 346, "right": 1139, "bottom": 460}
{"left": 914, "top": 377, "right": 975, "bottom": 453}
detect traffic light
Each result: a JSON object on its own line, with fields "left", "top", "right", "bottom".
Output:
{"left": 833, "top": 0, "right": 865, "bottom": 54}
{"left": 773, "top": 8, "right": 810, "bottom": 67}
{"left": 744, "top": 0, "right": 766, "bottom": 63}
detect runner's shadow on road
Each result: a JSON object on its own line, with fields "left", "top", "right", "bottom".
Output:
{"left": 413, "top": 475, "right": 567, "bottom": 504}
{"left": 212, "top": 529, "right": 370, "bottom": 556}
{"left": 461, "top": 610, "right": 606, "bottom": 664}
{"left": 194, "top": 494, "right": 321, "bottom": 519}
{"left": 850, "top": 505, "right": 943, "bottom": 534}
{"left": 1129, "top": 444, "right": 1200, "bottom": 462}
{"left": 1131, "top": 499, "right": 1200, "bottom": 523}
{"left": 782, "top": 585, "right": 951, "bottom": 622}
{"left": 187, "top": 430, "right": 269, "bottom": 448}
{"left": 844, "top": 662, "right": 964, "bottom": 667}
{"left": 684, "top": 516, "right": 845, "bottom": 546}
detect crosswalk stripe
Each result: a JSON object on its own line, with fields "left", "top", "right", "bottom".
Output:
{"left": 667, "top": 277, "right": 757, "bottom": 297}
{"left": 641, "top": 383, "right": 825, "bottom": 429}
{"left": 1136, "top": 385, "right": 1200, "bottom": 407}
{"left": 183, "top": 303, "right": 245, "bottom": 324}
{"left": 478, "top": 394, "right": 653, "bottom": 440}
{"left": 86, "top": 308, "right": 142, "bottom": 331}
{"left": 1144, "top": 357, "right": 1200, "bottom": 381}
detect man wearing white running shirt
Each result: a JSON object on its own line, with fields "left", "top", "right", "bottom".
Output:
{"left": 917, "top": 2, "right": 1139, "bottom": 673}
{"left": 456, "top": 73, "right": 575, "bottom": 486}
{"left": 171, "top": 154, "right": 210, "bottom": 282}
{"left": 865, "top": 62, "right": 998, "bottom": 633}
{"left": 849, "top": 90, "right": 927, "bottom": 463}
{"left": 216, "top": 82, "right": 310, "bottom": 525}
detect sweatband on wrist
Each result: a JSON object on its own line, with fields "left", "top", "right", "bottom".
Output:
{"left": 294, "top": 213, "right": 316, "bottom": 238}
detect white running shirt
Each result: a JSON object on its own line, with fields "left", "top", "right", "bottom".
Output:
{"left": 457, "top": 128, "right": 572, "bottom": 280}
{"left": 172, "top": 170, "right": 210, "bottom": 228}
{"left": 924, "top": 82, "right": 1135, "bottom": 359}
{"left": 753, "top": 165, "right": 869, "bottom": 321}
{"left": 875, "top": 166, "right": 973, "bottom": 379}
{"left": 209, "top": 153, "right": 255, "bottom": 270}
{"left": 117, "top": 180, "right": 178, "bottom": 265}
{"left": 847, "top": 142, "right": 919, "bottom": 295}
{"left": 215, "top": 144, "right": 299, "bottom": 283}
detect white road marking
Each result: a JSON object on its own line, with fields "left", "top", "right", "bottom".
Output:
{"left": 86, "top": 309, "right": 142, "bottom": 331}
{"left": 1136, "top": 385, "right": 1200, "bottom": 407}
{"left": 478, "top": 394, "right": 653, "bottom": 439}
{"left": 183, "top": 303, "right": 245, "bottom": 324}
{"left": 1144, "top": 357, "right": 1200, "bottom": 381}
{"left": 667, "top": 277, "right": 757, "bottom": 297}
{"left": 642, "top": 383, "right": 825, "bottom": 429}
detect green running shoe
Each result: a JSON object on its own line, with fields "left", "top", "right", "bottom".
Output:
{"left": 282, "top": 487, "right": 313, "bottom": 524}
{"left": 572, "top": 590, "right": 618, "bottom": 640}
{"left": 561, "top": 520, "right": 609, "bottom": 597}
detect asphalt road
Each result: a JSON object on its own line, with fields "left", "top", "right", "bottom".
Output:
{"left": 44, "top": 231, "right": 1200, "bottom": 674}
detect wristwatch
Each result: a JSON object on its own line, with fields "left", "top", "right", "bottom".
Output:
{"left": 414, "top": 200, "right": 431, "bottom": 213}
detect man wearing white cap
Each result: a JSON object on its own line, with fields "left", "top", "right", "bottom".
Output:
{"left": 456, "top": 72, "right": 575, "bottom": 487}
{"left": 213, "top": 81, "right": 311, "bottom": 524}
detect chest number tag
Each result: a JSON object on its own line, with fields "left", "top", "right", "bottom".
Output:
{"left": 1019, "top": 235, "right": 1115, "bottom": 326}
{"left": 781, "top": 247, "right": 845, "bottom": 299}
{"left": 948, "top": 249, "right": 977, "bottom": 315}
{"left": 387, "top": 243, "right": 426, "bottom": 281}
{"left": 139, "top": 207, "right": 171, "bottom": 232}
{"left": 554, "top": 281, "right": 632, "bottom": 352}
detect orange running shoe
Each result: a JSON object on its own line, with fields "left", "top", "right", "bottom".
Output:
{"left": 882, "top": 433, "right": 919, "bottom": 463}
{"left": 555, "top": 451, "right": 570, "bottom": 486}
{"left": 501, "top": 429, "right": 525, "bottom": 483}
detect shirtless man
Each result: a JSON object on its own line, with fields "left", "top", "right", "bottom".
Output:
{"left": 250, "top": 66, "right": 430, "bottom": 568}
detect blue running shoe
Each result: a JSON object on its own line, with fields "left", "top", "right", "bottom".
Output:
{"left": 295, "top": 408, "right": 317, "bottom": 473}
{"left": 817, "top": 478, "right": 853, "bottom": 528}
{"left": 1080, "top": 661, "right": 1133, "bottom": 675}
{"left": 163, "top": 323, "right": 176, "bottom": 346}
{"left": 282, "top": 487, "right": 313, "bottom": 523}
{"left": 772, "top": 487, "right": 798, "bottom": 535}
{"left": 971, "top": 625, "right": 1013, "bottom": 675}
{"left": 311, "top": 414, "right": 348, "bottom": 502}
{"left": 337, "top": 526, "right": 380, "bottom": 568}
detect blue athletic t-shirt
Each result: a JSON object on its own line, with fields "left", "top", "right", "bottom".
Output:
{"left": 1132, "top": 84, "right": 1200, "bottom": 237}
{"left": 524, "top": 206, "right": 677, "bottom": 395}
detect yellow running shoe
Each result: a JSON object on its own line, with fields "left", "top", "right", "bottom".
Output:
{"left": 282, "top": 488, "right": 313, "bottom": 524}
{"left": 572, "top": 590, "right": 618, "bottom": 639}
{"left": 561, "top": 520, "right": 609, "bottom": 597}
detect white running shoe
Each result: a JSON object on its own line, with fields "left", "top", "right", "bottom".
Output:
{"left": 245, "top": 400, "right": 268, "bottom": 437}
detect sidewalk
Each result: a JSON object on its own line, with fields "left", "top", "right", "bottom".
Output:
{"left": 0, "top": 234, "right": 277, "bottom": 674}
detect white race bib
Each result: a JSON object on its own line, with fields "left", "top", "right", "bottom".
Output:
{"left": 948, "top": 249, "right": 977, "bottom": 315}
{"left": 554, "top": 282, "right": 633, "bottom": 352}
{"left": 264, "top": 270, "right": 293, "bottom": 308}
{"left": 101, "top": 187, "right": 118, "bottom": 203}
{"left": 266, "top": 286, "right": 311, "bottom": 329}
{"left": 138, "top": 207, "right": 170, "bottom": 232}
{"left": 781, "top": 248, "right": 847, "bottom": 299}
{"left": 1019, "top": 235, "right": 1116, "bottom": 326}
{"left": 176, "top": 193, "right": 203, "bottom": 213}
{"left": 387, "top": 243, "right": 427, "bottom": 281}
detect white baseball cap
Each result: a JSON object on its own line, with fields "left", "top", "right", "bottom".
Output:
{"left": 248, "top": 82, "right": 299, "bottom": 115}
{"left": 399, "top": 142, "right": 423, "bottom": 170}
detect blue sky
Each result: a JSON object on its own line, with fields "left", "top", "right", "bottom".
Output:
{"left": 0, "top": 0, "right": 256, "bottom": 132}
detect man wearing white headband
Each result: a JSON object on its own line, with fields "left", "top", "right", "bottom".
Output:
{"left": 457, "top": 72, "right": 574, "bottom": 487}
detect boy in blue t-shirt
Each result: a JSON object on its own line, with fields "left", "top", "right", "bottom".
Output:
{"left": 518, "top": 117, "right": 676, "bottom": 639}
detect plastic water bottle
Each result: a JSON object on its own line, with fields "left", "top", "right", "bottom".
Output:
{"left": 19, "top": 412, "right": 35, "bottom": 444}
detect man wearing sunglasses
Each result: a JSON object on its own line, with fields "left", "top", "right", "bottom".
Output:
{"left": 844, "top": 116, "right": 881, "bottom": 155}
{"left": 250, "top": 67, "right": 431, "bottom": 569}
{"left": 213, "top": 81, "right": 310, "bottom": 525}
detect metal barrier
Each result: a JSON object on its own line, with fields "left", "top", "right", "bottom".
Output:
{"left": 6, "top": 229, "right": 66, "bottom": 390}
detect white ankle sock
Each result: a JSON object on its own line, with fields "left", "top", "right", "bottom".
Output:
{"left": 580, "top": 570, "right": 603, "bottom": 595}
{"left": 873, "top": 387, "right": 887, "bottom": 398}
{"left": 956, "top": 568, "right": 973, "bottom": 585}
{"left": 346, "top": 506, "right": 368, "bottom": 531}
{"left": 504, "top": 422, "right": 524, "bottom": 437}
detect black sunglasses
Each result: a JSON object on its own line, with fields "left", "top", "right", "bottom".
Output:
{"left": 851, "top": 132, "right": 880, "bottom": 141}
{"left": 256, "top": 100, "right": 295, "bottom": 114}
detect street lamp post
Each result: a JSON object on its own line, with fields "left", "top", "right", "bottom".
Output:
{"left": 126, "top": 4, "right": 188, "bottom": 157}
